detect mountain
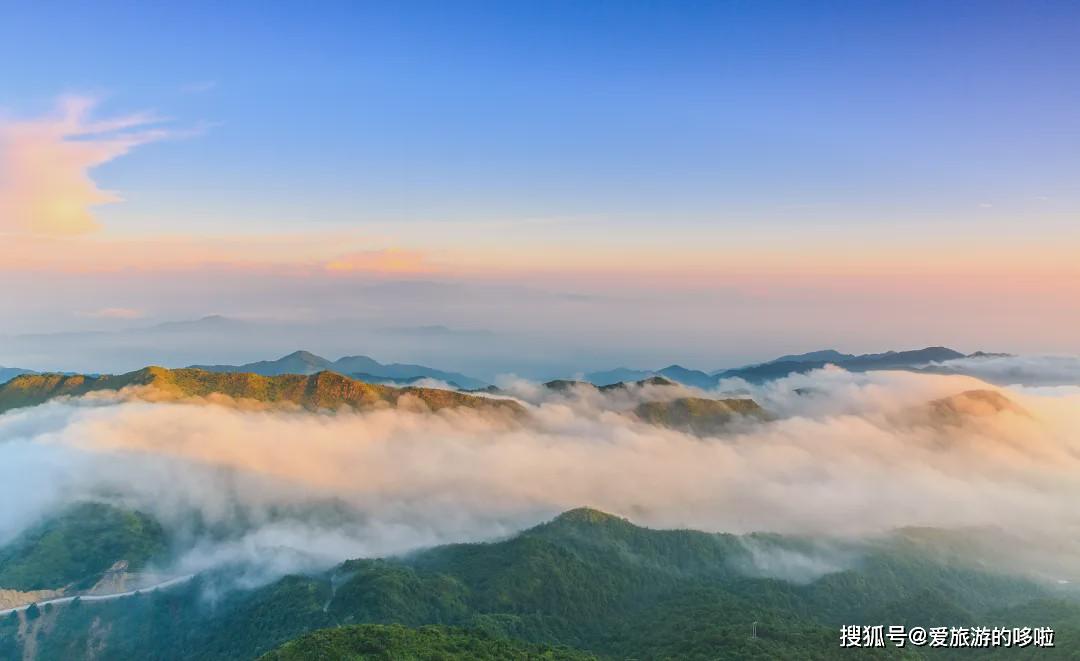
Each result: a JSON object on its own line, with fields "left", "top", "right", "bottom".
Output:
{"left": 191, "top": 351, "right": 487, "bottom": 390}
{"left": 0, "top": 367, "right": 35, "bottom": 385}
{"left": 147, "top": 315, "right": 252, "bottom": 333}
{"left": 714, "top": 359, "right": 831, "bottom": 383}
{"left": 920, "top": 389, "right": 1031, "bottom": 426}
{"left": 261, "top": 624, "right": 597, "bottom": 660}
{"left": 336, "top": 355, "right": 487, "bottom": 389}
{"left": 585, "top": 365, "right": 716, "bottom": 390}
{"left": 762, "top": 349, "right": 856, "bottom": 365}
{"left": 839, "top": 346, "right": 965, "bottom": 369}
{"left": 348, "top": 372, "right": 468, "bottom": 389}
{"left": 191, "top": 350, "right": 334, "bottom": 376}
{"left": 0, "top": 503, "right": 166, "bottom": 593}
{"left": 717, "top": 346, "right": 970, "bottom": 383}
{"left": 634, "top": 397, "right": 767, "bottom": 435}
{"left": 5, "top": 506, "right": 1067, "bottom": 660}
{"left": 655, "top": 365, "right": 715, "bottom": 389}
{"left": 601, "top": 375, "right": 677, "bottom": 391}
{"left": 582, "top": 367, "right": 654, "bottom": 386}
{"left": 542, "top": 379, "right": 595, "bottom": 393}
{"left": 580, "top": 347, "right": 988, "bottom": 390}
{"left": 543, "top": 376, "right": 679, "bottom": 394}
{"left": 584, "top": 348, "right": 974, "bottom": 389}
{"left": 0, "top": 367, "right": 521, "bottom": 416}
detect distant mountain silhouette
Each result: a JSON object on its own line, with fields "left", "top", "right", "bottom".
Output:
{"left": 0, "top": 367, "right": 35, "bottom": 385}
{"left": 583, "top": 366, "right": 713, "bottom": 388}
{"left": 655, "top": 365, "right": 715, "bottom": 389}
{"left": 193, "top": 350, "right": 333, "bottom": 376}
{"left": 715, "top": 346, "right": 968, "bottom": 383}
{"left": 585, "top": 347, "right": 979, "bottom": 387}
{"left": 147, "top": 314, "right": 252, "bottom": 333}
{"left": 760, "top": 349, "right": 856, "bottom": 365}
{"left": 189, "top": 350, "right": 487, "bottom": 389}
{"left": 583, "top": 367, "right": 654, "bottom": 386}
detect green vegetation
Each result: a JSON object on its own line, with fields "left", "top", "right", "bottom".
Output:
{"left": 634, "top": 396, "right": 767, "bottom": 434}
{"left": 0, "top": 502, "right": 167, "bottom": 591}
{"left": 921, "top": 389, "right": 1031, "bottom": 426}
{"left": 261, "top": 624, "right": 597, "bottom": 660}
{"left": 2, "top": 506, "right": 1075, "bottom": 659}
{"left": 0, "top": 367, "right": 522, "bottom": 416}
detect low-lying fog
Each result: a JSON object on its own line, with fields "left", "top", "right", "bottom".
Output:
{"left": 2, "top": 363, "right": 1079, "bottom": 586}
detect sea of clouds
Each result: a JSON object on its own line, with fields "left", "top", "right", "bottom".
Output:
{"left": 1, "top": 362, "right": 1079, "bottom": 585}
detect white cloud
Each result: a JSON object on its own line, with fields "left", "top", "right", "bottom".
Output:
{"left": 2, "top": 367, "right": 1080, "bottom": 584}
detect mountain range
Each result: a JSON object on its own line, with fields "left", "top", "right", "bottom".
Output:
{"left": 0, "top": 367, "right": 520, "bottom": 417}
{"left": 0, "top": 367, "right": 35, "bottom": 385}
{"left": 2, "top": 504, "right": 1074, "bottom": 660}
{"left": 2, "top": 346, "right": 1005, "bottom": 393}
{"left": 190, "top": 350, "right": 488, "bottom": 390}
{"left": 585, "top": 346, "right": 983, "bottom": 387}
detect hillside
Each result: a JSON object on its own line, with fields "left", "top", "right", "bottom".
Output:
{"left": 634, "top": 397, "right": 767, "bottom": 435}
{"left": 260, "top": 624, "right": 597, "bottom": 660}
{"left": 918, "top": 389, "right": 1031, "bottom": 426}
{"left": 0, "top": 503, "right": 166, "bottom": 593}
{"left": 7, "top": 506, "right": 1071, "bottom": 660}
{"left": 0, "top": 367, "right": 522, "bottom": 416}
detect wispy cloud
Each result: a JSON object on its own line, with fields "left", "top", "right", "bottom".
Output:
{"left": 83, "top": 307, "right": 144, "bottom": 320}
{"left": 0, "top": 96, "right": 171, "bottom": 235}
{"left": 325, "top": 248, "right": 433, "bottom": 275}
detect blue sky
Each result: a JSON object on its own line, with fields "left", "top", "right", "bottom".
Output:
{"left": 1, "top": 1, "right": 1078, "bottom": 368}
{"left": 4, "top": 0, "right": 1077, "bottom": 235}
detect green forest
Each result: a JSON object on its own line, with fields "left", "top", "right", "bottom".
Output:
{"left": 1, "top": 505, "right": 1077, "bottom": 659}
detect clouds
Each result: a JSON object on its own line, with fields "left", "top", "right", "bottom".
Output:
{"left": 931, "top": 354, "right": 1080, "bottom": 387}
{"left": 0, "top": 96, "right": 169, "bottom": 235}
{"left": 84, "top": 307, "right": 145, "bottom": 320}
{"left": 2, "top": 368, "right": 1080, "bottom": 584}
{"left": 324, "top": 249, "right": 433, "bottom": 275}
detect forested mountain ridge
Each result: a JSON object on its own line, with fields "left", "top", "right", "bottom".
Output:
{"left": 0, "top": 367, "right": 522, "bottom": 416}
{"left": 3, "top": 506, "right": 1073, "bottom": 660}
{"left": 260, "top": 624, "right": 598, "bottom": 660}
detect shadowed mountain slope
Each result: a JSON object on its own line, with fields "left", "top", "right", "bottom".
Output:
{"left": 260, "top": 624, "right": 597, "bottom": 661}
{"left": 2, "top": 506, "right": 1067, "bottom": 660}
{"left": 0, "top": 503, "right": 167, "bottom": 593}
{"left": 715, "top": 346, "right": 969, "bottom": 383}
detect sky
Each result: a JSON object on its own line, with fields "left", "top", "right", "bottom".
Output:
{"left": 1, "top": 1, "right": 1078, "bottom": 373}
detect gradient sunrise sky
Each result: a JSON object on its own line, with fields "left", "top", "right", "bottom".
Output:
{"left": 1, "top": 1, "right": 1078, "bottom": 370}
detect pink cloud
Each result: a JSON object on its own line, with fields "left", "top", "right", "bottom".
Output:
{"left": 0, "top": 96, "right": 169, "bottom": 235}
{"left": 325, "top": 248, "right": 433, "bottom": 275}
{"left": 85, "top": 307, "right": 144, "bottom": 319}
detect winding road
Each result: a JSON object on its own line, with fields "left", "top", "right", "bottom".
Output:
{"left": 0, "top": 574, "right": 195, "bottom": 617}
